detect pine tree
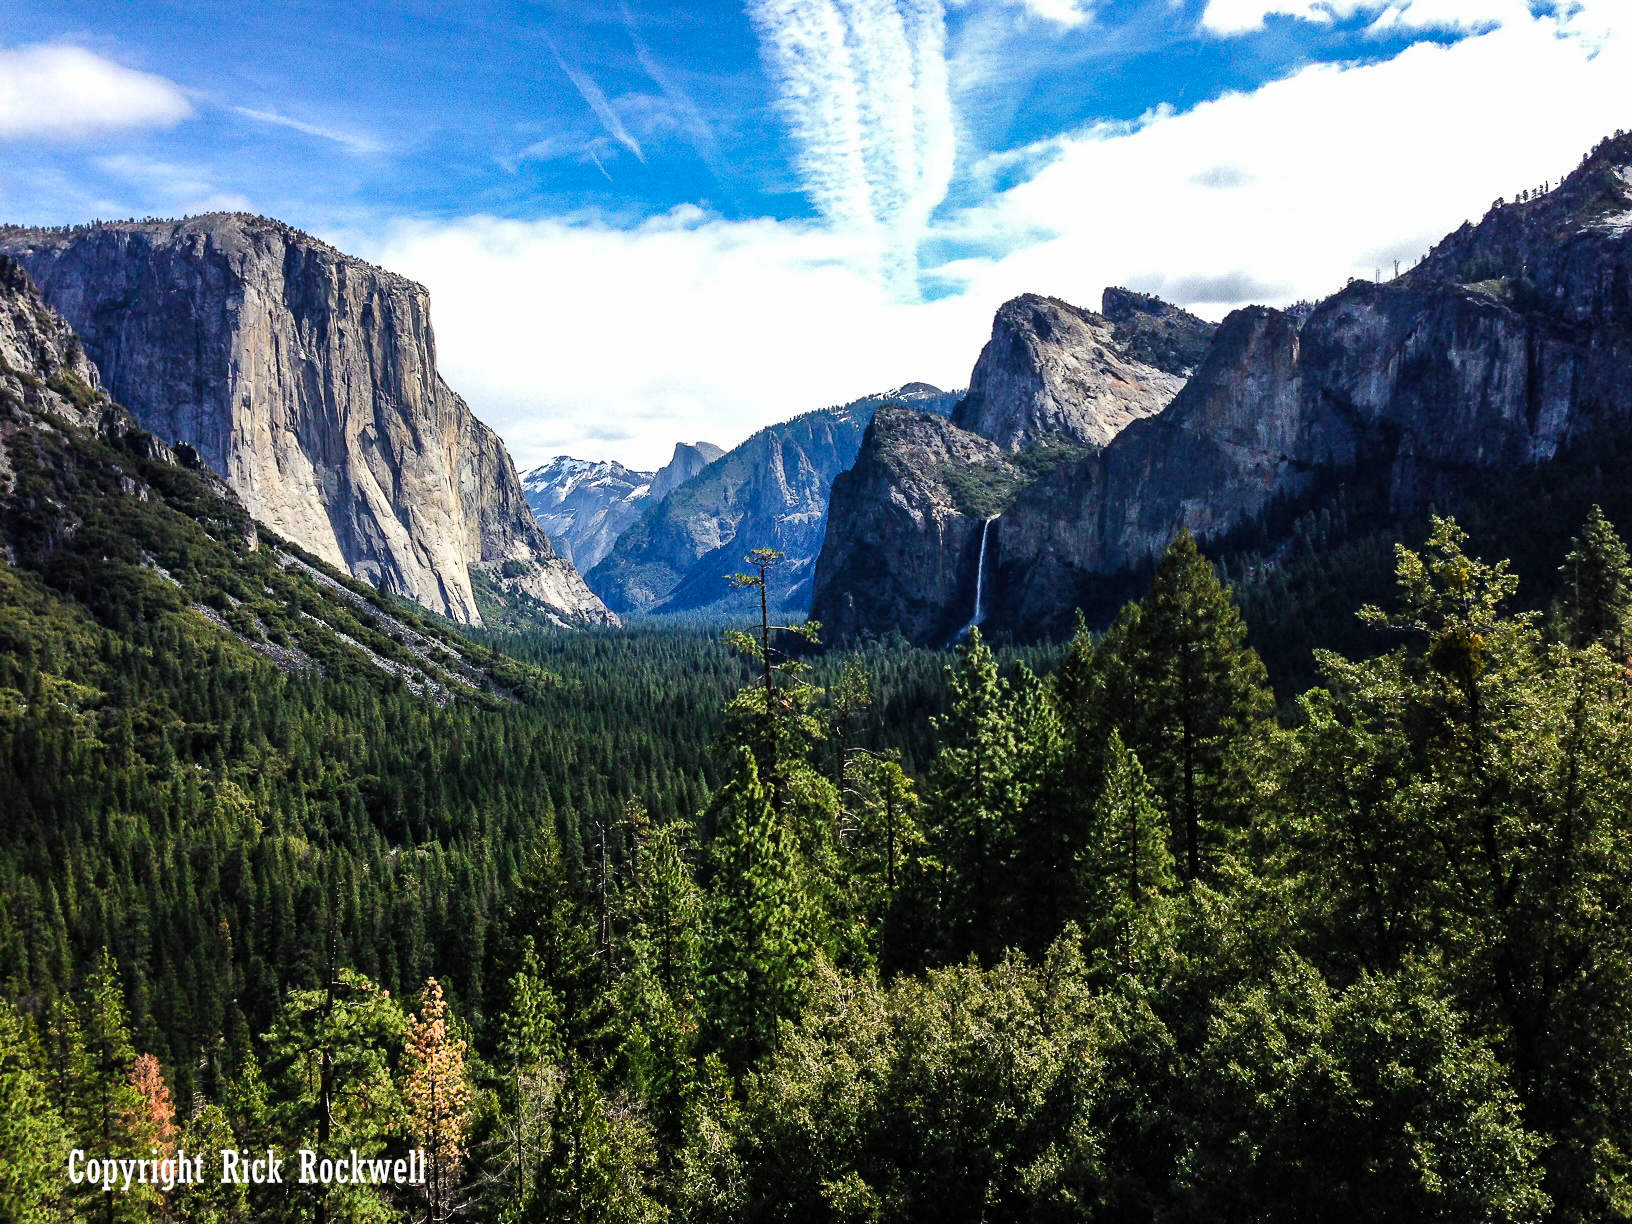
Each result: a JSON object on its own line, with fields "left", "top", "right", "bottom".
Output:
{"left": 929, "top": 627, "right": 1022, "bottom": 958}
{"left": 0, "top": 1003, "right": 65, "bottom": 1224}
{"left": 403, "top": 978, "right": 474, "bottom": 1222}
{"left": 1006, "top": 664, "right": 1074, "bottom": 955}
{"left": 530, "top": 1058, "right": 661, "bottom": 1224}
{"left": 1080, "top": 731, "right": 1173, "bottom": 961}
{"left": 1103, "top": 530, "right": 1273, "bottom": 881}
{"left": 60, "top": 951, "right": 156, "bottom": 1222}
{"left": 126, "top": 1053, "right": 176, "bottom": 1155}
{"left": 704, "top": 747, "right": 814, "bottom": 1069}
{"left": 493, "top": 939, "right": 566, "bottom": 1221}
{"left": 615, "top": 814, "right": 703, "bottom": 1141}
{"left": 500, "top": 823, "right": 602, "bottom": 1047}
{"left": 1559, "top": 504, "right": 1632, "bottom": 654}
{"left": 262, "top": 968, "right": 406, "bottom": 1223}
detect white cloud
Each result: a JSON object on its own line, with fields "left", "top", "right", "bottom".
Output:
{"left": 935, "top": 6, "right": 1631, "bottom": 315}
{"left": 745, "top": 0, "right": 956, "bottom": 294}
{"left": 352, "top": 4, "right": 1629, "bottom": 473}
{"left": 357, "top": 208, "right": 993, "bottom": 470}
{"left": 1016, "top": 0, "right": 1095, "bottom": 27}
{"left": 1194, "top": 0, "right": 1547, "bottom": 36}
{"left": 0, "top": 45, "right": 193, "bottom": 141}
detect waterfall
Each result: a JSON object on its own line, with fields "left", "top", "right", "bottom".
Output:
{"left": 963, "top": 515, "right": 998, "bottom": 636}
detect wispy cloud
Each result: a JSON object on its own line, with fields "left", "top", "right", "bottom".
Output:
{"left": 0, "top": 44, "right": 192, "bottom": 141}
{"left": 1199, "top": 0, "right": 1514, "bottom": 37}
{"left": 232, "top": 107, "right": 386, "bottom": 154}
{"left": 745, "top": 0, "right": 956, "bottom": 295}
{"left": 623, "top": 9, "right": 734, "bottom": 192}
{"left": 551, "top": 47, "right": 645, "bottom": 163}
{"left": 93, "top": 152, "right": 252, "bottom": 214}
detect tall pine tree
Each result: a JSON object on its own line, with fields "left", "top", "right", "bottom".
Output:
{"left": 704, "top": 748, "right": 813, "bottom": 1070}
{"left": 1102, "top": 530, "right": 1273, "bottom": 881}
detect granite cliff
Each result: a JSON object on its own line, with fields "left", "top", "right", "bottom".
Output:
{"left": 811, "top": 292, "right": 1211, "bottom": 642}
{"left": 591, "top": 384, "right": 957, "bottom": 616}
{"left": 952, "top": 292, "right": 1208, "bottom": 450}
{"left": 0, "top": 214, "right": 613, "bottom": 629}
{"left": 813, "top": 131, "right": 1632, "bottom": 645}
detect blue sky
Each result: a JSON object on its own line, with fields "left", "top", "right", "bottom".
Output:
{"left": 1, "top": 0, "right": 1627, "bottom": 468}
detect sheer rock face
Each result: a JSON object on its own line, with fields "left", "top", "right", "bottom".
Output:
{"left": 0, "top": 214, "right": 614, "bottom": 628}
{"left": 950, "top": 292, "right": 1209, "bottom": 451}
{"left": 810, "top": 405, "right": 1020, "bottom": 645}
{"left": 812, "top": 291, "right": 1207, "bottom": 642}
{"left": 813, "top": 132, "right": 1632, "bottom": 644}
{"left": 648, "top": 441, "right": 725, "bottom": 502}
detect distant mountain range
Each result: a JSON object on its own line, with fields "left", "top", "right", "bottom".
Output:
{"left": 520, "top": 441, "right": 724, "bottom": 572}
{"left": 584, "top": 384, "right": 959, "bottom": 616}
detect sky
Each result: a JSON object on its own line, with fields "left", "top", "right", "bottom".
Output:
{"left": 0, "top": 0, "right": 1627, "bottom": 470}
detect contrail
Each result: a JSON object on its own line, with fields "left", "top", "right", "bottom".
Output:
{"left": 746, "top": 0, "right": 955, "bottom": 295}
{"left": 552, "top": 46, "right": 646, "bottom": 164}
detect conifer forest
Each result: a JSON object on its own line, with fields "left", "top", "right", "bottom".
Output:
{"left": 8, "top": 392, "right": 1632, "bottom": 1223}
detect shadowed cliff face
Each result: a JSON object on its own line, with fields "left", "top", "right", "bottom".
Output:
{"left": 0, "top": 214, "right": 614, "bottom": 629}
{"left": 814, "top": 132, "right": 1632, "bottom": 645}
{"left": 811, "top": 406, "right": 1023, "bottom": 644}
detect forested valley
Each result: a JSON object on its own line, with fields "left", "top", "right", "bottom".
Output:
{"left": 6, "top": 401, "right": 1632, "bottom": 1222}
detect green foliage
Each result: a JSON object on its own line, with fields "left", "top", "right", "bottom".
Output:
{"left": 1559, "top": 503, "right": 1632, "bottom": 653}
{"left": 12, "top": 379, "right": 1632, "bottom": 1223}
{"left": 924, "top": 628, "right": 1023, "bottom": 960}
{"left": 261, "top": 968, "right": 407, "bottom": 1221}
{"left": 704, "top": 749, "right": 815, "bottom": 1070}
{"left": 1283, "top": 516, "right": 1632, "bottom": 1217}
{"left": 1099, "top": 529, "right": 1274, "bottom": 881}
{"left": 0, "top": 1003, "right": 65, "bottom": 1223}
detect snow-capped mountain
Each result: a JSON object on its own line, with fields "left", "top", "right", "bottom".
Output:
{"left": 521, "top": 442, "right": 723, "bottom": 570}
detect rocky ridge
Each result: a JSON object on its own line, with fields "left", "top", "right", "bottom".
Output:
{"left": 951, "top": 292, "right": 1211, "bottom": 451}
{"left": 590, "top": 384, "right": 957, "bottom": 616}
{"left": 811, "top": 292, "right": 1210, "bottom": 642}
{"left": 814, "top": 131, "right": 1632, "bottom": 645}
{"left": 521, "top": 442, "right": 724, "bottom": 572}
{"left": 0, "top": 214, "right": 613, "bottom": 630}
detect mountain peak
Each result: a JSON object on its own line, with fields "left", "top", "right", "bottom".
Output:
{"left": 950, "top": 291, "right": 1211, "bottom": 451}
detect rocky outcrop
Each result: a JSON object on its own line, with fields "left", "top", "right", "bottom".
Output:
{"left": 590, "top": 384, "right": 957, "bottom": 615}
{"left": 950, "top": 291, "right": 1211, "bottom": 451}
{"left": 0, "top": 214, "right": 613, "bottom": 629}
{"left": 810, "top": 405, "right": 1022, "bottom": 644}
{"left": 814, "top": 131, "right": 1632, "bottom": 644}
{"left": 649, "top": 441, "right": 725, "bottom": 502}
{"left": 0, "top": 255, "right": 107, "bottom": 433}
